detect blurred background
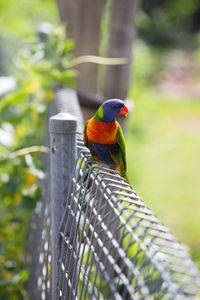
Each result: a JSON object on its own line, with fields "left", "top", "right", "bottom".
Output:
{"left": 0, "top": 0, "right": 200, "bottom": 298}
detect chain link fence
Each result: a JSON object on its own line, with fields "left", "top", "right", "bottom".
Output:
{"left": 28, "top": 88, "right": 200, "bottom": 300}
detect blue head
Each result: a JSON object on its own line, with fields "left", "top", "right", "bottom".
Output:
{"left": 95, "top": 99, "right": 128, "bottom": 123}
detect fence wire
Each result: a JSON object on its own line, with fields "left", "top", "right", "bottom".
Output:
{"left": 28, "top": 174, "right": 51, "bottom": 300}
{"left": 56, "top": 138, "right": 200, "bottom": 300}
{"left": 28, "top": 89, "right": 200, "bottom": 300}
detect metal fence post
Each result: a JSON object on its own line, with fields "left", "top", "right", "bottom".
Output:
{"left": 49, "top": 113, "right": 77, "bottom": 299}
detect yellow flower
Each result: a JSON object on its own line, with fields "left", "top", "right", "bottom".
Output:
{"left": 27, "top": 79, "right": 40, "bottom": 93}
{"left": 0, "top": 256, "right": 5, "bottom": 263}
{"left": 13, "top": 193, "right": 22, "bottom": 205}
{"left": 46, "top": 90, "right": 54, "bottom": 101}
{"left": 31, "top": 112, "right": 39, "bottom": 121}
{"left": 15, "top": 125, "right": 25, "bottom": 138}
{"left": 48, "top": 263, "right": 51, "bottom": 277}
{"left": 5, "top": 271, "right": 12, "bottom": 280}
{"left": 26, "top": 172, "right": 37, "bottom": 185}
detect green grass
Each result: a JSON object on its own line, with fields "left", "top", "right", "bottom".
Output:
{"left": 126, "top": 41, "right": 200, "bottom": 268}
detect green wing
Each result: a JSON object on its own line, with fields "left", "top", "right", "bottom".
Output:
{"left": 83, "top": 122, "right": 89, "bottom": 148}
{"left": 116, "top": 124, "right": 126, "bottom": 171}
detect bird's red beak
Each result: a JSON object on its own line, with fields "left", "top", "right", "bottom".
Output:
{"left": 120, "top": 105, "right": 128, "bottom": 116}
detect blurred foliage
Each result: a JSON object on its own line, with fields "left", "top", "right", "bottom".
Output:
{"left": 0, "top": 21, "right": 121, "bottom": 298}
{"left": 138, "top": 0, "right": 200, "bottom": 47}
{"left": 0, "top": 25, "right": 76, "bottom": 299}
{"left": 0, "top": 0, "right": 58, "bottom": 75}
{"left": 0, "top": 0, "right": 58, "bottom": 38}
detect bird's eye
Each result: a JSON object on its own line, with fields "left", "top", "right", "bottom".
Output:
{"left": 111, "top": 105, "right": 115, "bottom": 109}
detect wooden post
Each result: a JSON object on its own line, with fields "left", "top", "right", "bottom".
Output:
{"left": 103, "top": 0, "right": 141, "bottom": 99}
{"left": 56, "top": 0, "right": 105, "bottom": 94}
{"left": 74, "top": 0, "right": 105, "bottom": 94}
{"left": 49, "top": 113, "right": 77, "bottom": 299}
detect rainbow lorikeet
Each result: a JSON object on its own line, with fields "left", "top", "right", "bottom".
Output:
{"left": 83, "top": 99, "right": 129, "bottom": 182}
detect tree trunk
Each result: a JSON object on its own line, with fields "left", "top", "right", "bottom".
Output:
{"left": 56, "top": 0, "right": 78, "bottom": 38}
{"left": 103, "top": 0, "right": 141, "bottom": 100}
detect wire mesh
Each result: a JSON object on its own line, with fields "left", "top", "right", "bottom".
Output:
{"left": 28, "top": 186, "right": 51, "bottom": 300}
{"left": 57, "top": 137, "right": 200, "bottom": 300}
{"left": 37, "top": 198, "right": 52, "bottom": 300}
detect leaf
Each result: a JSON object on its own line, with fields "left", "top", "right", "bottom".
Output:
{"left": 65, "top": 55, "right": 127, "bottom": 68}
{"left": 0, "top": 146, "right": 49, "bottom": 163}
{"left": 0, "top": 270, "right": 29, "bottom": 287}
{"left": 0, "top": 89, "right": 28, "bottom": 111}
{"left": 19, "top": 269, "right": 29, "bottom": 282}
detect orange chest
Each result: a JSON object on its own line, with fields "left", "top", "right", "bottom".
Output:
{"left": 86, "top": 119, "right": 118, "bottom": 144}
